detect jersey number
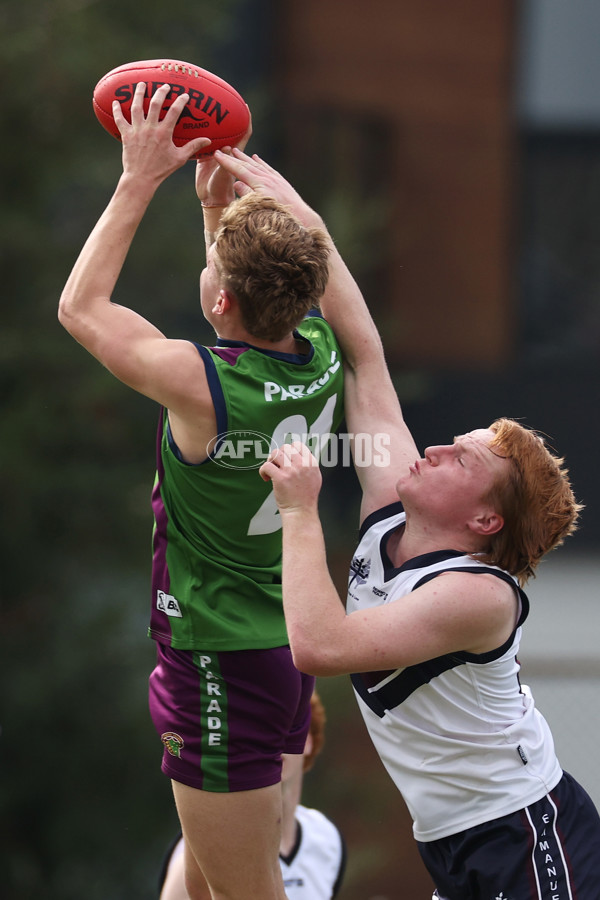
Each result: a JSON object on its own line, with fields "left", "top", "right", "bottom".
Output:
{"left": 247, "top": 395, "right": 338, "bottom": 536}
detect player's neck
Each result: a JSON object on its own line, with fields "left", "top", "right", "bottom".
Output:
{"left": 220, "top": 327, "right": 307, "bottom": 355}
{"left": 391, "top": 517, "right": 485, "bottom": 565}
{"left": 250, "top": 333, "right": 305, "bottom": 354}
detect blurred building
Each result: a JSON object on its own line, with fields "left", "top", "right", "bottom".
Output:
{"left": 277, "top": 0, "right": 516, "bottom": 369}
{"left": 258, "top": 0, "right": 600, "bottom": 549}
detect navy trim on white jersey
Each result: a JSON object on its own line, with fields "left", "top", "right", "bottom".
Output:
{"left": 347, "top": 504, "right": 563, "bottom": 843}
{"left": 359, "top": 500, "right": 405, "bottom": 539}
{"left": 351, "top": 550, "right": 529, "bottom": 719}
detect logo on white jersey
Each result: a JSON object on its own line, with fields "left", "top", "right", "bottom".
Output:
{"left": 349, "top": 556, "right": 371, "bottom": 587}
{"left": 157, "top": 590, "right": 182, "bottom": 618}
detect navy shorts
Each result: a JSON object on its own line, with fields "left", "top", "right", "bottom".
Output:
{"left": 420, "top": 772, "right": 600, "bottom": 900}
{"left": 149, "top": 642, "right": 315, "bottom": 793}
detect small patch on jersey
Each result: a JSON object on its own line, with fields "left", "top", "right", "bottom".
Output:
{"left": 349, "top": 555, "right": 371, "bottom": 587}
{"left": 157, "top": 590, "right": 182, "bottom": 618}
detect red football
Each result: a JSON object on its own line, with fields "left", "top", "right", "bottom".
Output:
{"left": 92, "top": 59, "right": 250, "bottom": 158}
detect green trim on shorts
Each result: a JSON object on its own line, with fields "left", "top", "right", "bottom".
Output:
{"left": 193, "top": 651, "right": 230, "bottom": 791}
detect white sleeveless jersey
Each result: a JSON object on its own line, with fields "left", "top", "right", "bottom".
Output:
{"left": 280, "top": 804, "right": 346, "bottom": 899}
{"left": 347, "top": 502, "right": 562, "bottom": 843}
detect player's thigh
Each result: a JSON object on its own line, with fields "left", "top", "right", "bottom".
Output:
{"left": 172, "top": 779, "right": 287, "bottom": 899}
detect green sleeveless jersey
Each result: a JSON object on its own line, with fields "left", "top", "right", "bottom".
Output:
{"left": 149, "top": 315, "right": 344, "bottom": 650}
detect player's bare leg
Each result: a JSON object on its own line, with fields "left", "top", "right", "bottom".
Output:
{"left": 172, "top": 780, "right": 287, "bottom": 900}
{"left": 159, "top": 835, "right": 207, "bottom": 900}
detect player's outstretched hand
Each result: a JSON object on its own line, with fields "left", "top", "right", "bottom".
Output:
{"left": 259, "top": 441, "right": 322, "bottom": 513}
{"left": 195, "top": 113, "right": 253, "bottom": 208}
{"left": 213, "top": 148, "right": 322, "bottom": 227}
{"left": 113, "top": 82, "right": 211, "bottom": 183}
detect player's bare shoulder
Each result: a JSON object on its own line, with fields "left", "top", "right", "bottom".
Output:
{"left": 162, "top": 340, "right": 217, "bottom": 464}
{"left": 142, "top": 338, "right": 210, "bottom": 410}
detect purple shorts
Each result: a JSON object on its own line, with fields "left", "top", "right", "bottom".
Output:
{"left": 149, "top": 642, "right": 315, "bottom": 793}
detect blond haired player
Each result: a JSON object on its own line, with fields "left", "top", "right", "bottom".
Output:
{"left": 59, "top": 85, "right": 345, "bottom": 900}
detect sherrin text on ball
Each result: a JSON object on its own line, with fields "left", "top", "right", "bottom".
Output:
{"left": 92, "top": 59, "right": 249, "bottom": 158}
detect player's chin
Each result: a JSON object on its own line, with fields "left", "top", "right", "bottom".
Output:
{"left": 394, "top": 476, "right": 410, "bottom": 499}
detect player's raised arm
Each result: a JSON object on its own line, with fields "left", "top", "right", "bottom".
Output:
{"left": 58, "top": 84, "right": 211, "bottom": 410}
{"left": 195, "top": 116, "right": 253, "bottom": 255}
{"left": 213, "top": 148, "right": 419, "bottom": 518}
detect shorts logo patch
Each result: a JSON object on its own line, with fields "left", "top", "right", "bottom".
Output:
{"left": 161, "top": 731, "right": 184, "bottom": 758}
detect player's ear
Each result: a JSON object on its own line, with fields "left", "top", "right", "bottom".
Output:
{"left": 212, "top": 289, "right": 233, "bottom": 315}
{"left": 469, "top": 507, "right": 504, "bottom": 536}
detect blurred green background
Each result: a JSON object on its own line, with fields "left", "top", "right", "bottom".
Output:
{"left": 2, "top": 1, "right": 600, "bottom": 898}
{"left": 1, "top": 3, "right": 402, "bottom": 896}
